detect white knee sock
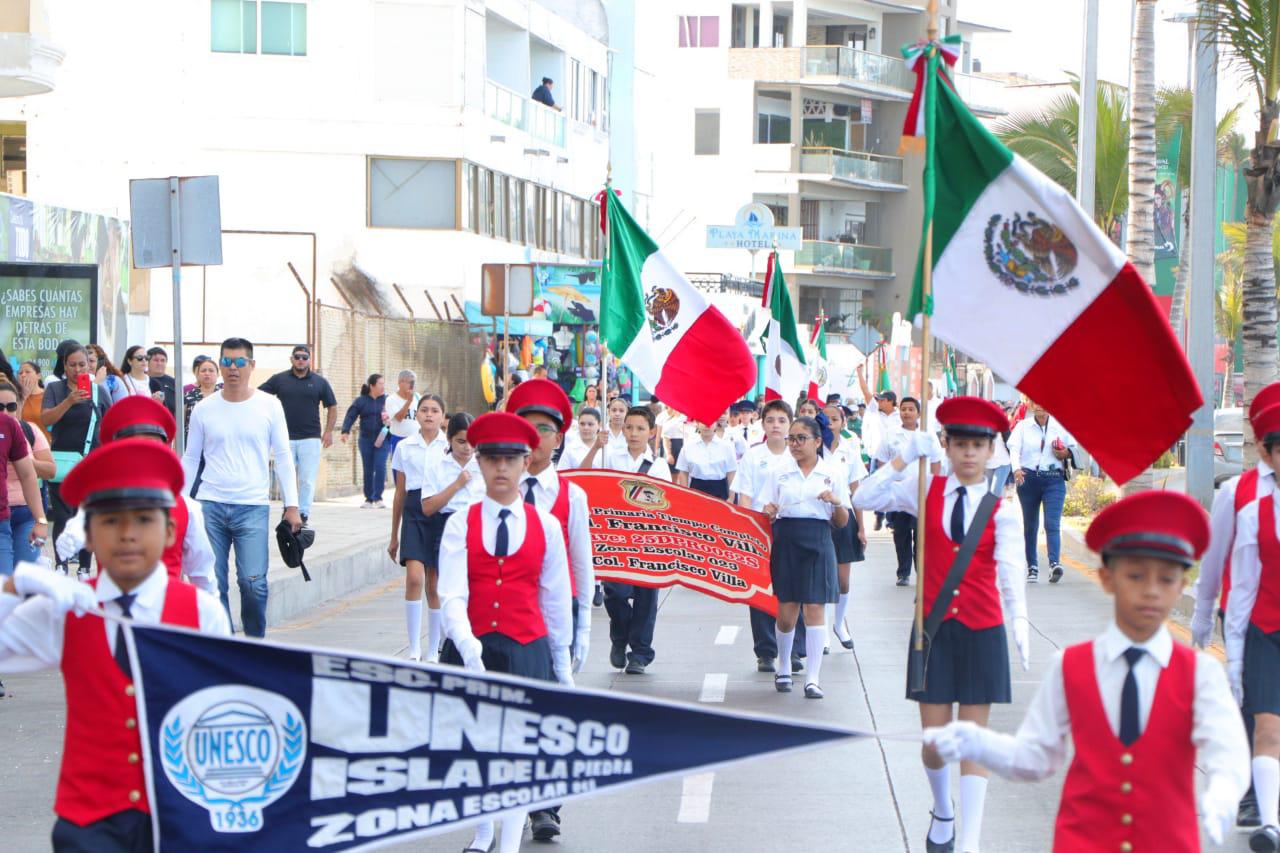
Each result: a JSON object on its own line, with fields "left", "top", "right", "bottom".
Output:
{"left": 426, "top": 607, "right": 443, "bottom": 663}
{"left": 497, "top": 810, "right": 526, "bottom": 853}
{"left": 958, "top": 774, "right": 988, "bottom": 852}
{"left": 804, "top": 623, "right": 826, "bottom": 685}
{"left": 833, "top": 594, "right": 851, "bottom": 640}
{"left": 1256, "top": 756, "right": 1280, "bottom": 828}
{"left": 405, "top": 600, "right": 423, "bottom": 659}
{"left": 470, "top": 821, "right": 495, "bottom": 851}
{"left": 926, "top": 766, "right": 954, "bottom": 843}
{"left": 775, "top": 627, "right": 795, "bottom": 676}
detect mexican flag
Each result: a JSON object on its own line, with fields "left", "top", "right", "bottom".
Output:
{"left": 807, "top": 317, "right": 829, "bottom": 402}
{"left": 762, "top": 252, "right": 807, "bottom": 403}
{"left": 600, "top": 189, "right": 756, "bottom": 424}
{"left": 908, "top": 43, "right": 1200, "bottom": 485}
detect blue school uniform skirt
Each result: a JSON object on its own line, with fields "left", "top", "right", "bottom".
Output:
{"left": 398, "top": 489, "right": 430, "bottom": 566}
{"left": 831, "top": 510, "right": 864, "bottom": 563}
{"left": 419, "top": 510, "right": 452, "bottom": 569}
{"left": 690, "top": 476, "right": 729, "bottom": 500}
{"left": 906, "top": 619, "right": 1012, "bottom": 705}
{"left": 1244, "top": 624, "right": 1280, "bottom": 715}
{"left": 770, "top": 517, "right": 838, "bottom": 604}
{"left": 441, "top": 633, "right": 554, "bottom": 681}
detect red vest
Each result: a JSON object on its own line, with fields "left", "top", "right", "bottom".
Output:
{"left": 466, "top": 502, "right": 549, "bottom": 643}
{"left": 923, "top": 476, "right": 1003, "bottom": 630}
{"left": 160, "top": 496, "right": 189, "bottom": 581}
{"left": 550, "top": 475, "right": 575, "bottom": 597}
{"left": 1054, "top": 641, "right": 1198, "bottom": 853}
{"left": 56, "top": 576, "right": 200, "bottom": 826}
{"left": 1252, "top": 494, "right": 1280, "bottom": 632}
{"left": 1222, "top": 468, "right": 1262, "bottom": 612}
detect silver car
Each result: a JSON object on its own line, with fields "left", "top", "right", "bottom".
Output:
{"left": 1214, "top": 408, "right": 1243, "bottom": 486}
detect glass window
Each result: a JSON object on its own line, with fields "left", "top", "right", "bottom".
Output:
{"left": 694, "top": 110, "right": 720, "bottom": 155}
{"left": 368, "top": 158, "right": 457, "bottom": 229}
{"left": 261, "top": 2, "right": 306, "bottom": 56}
{"left": 461, "top": 164, "right": 475, "bottom": 232}
{"left": 525, "top": 181, "right": 538, "bottom": 247}
{"left": 679, "top": 15, "right": 719, "bottom": 47}
{"left": 757, "top": 113, "right": 791, "bottom": 144}
{"left": 544, "top": 191, "right": 557, "bottom": 251}
{"left": 494, "top": 174, "right": 508, "bottom": 240}
{"left": 212, "top": 0, "right": 257, "bottom": 53}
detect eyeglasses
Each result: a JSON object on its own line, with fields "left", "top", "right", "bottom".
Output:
{"left": 292, "top": 353, "right": 310, "bottom": 361}
{"left": 785, "top": 434, "right": 814, "bottom": 445}
{"left": 220, "top": 356, "right": 250, "bottom": 368}
{"left": 534, "top": 424, "right": 559, "bottom": 435}
{"left": 0, "top": 402, "right": 16, "bottom": 413}
{"left": 131, "top": 355, "right": 146, "bottom": 362}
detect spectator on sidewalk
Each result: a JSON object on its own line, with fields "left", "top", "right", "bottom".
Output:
{"left": 258, "top": 345, "right": 337, "bottom": 522}
{"left": 182, "top": 337, "right": 301, "bottom": 638}
{"left": 17, "top": 361, "right": 47, "bottom": 442}
{"left": 120, "top": 346, "right": 156, "bottom": 398}
{"left": 147, "top": 346, "right": 178, "bottom": 415}
{"left": 0, "top": 381, "right": 53, "bottom": 567}
{"left": 341, "top": 374, "right": 390, "bottom": 508}
{"left": 1008, "top": 401, "right": 1076, "bottom": 585}
{"left": 183, "top": 355, "right": 221, "bottom": 439}
{"left": 85, "top": 344, "right": 127, "bottom": 405}
{"left": 385, "top": 370, "right": 420, "bottom": 454}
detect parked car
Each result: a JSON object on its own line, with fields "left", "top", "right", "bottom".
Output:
{"left": 1215, "top": 407, "right": 1243, "bottom": 486}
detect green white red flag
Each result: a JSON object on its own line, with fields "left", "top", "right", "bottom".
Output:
{"left": 761, "top": 252, "right": 807, "bottom": 403}
{"left": 807, "top": 315, "right": 829, "bottom": 402}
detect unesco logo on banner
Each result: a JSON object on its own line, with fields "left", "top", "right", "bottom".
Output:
{"left": 160, "top": 686, "right": 306, "bottom": 833}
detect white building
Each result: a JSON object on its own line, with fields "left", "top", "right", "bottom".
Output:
{"left": 0, "top": 0, "right": 612, "bottom": 354}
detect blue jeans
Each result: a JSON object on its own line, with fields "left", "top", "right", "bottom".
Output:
{"left": 9, "top": 504, "right": 36, "bottom": 565}
{"left": 289, "top": 438, "right": 322, "bottom": 517}
{"left": 1016, "top": 469, "right": 1066, "bottom": 568}
{"left": 358, "top": 435, "right": 390, "bottom": 502}
{"left": 0, "top": 516, "right": 12, "bottom": 575}
{"left": 201, "top": 501, "right": 270, "bottom": 637}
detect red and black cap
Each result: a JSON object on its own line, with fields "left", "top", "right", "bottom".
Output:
{"left": 506, "top": 378, "right": 573, "bottom": 431}
{"left": 468, "top": 412, "right": 540, "bottom": 456}
{"left": 61, "top": 439, "right": 182, "bottom": 512}
{"left": 1085, "top": 490, "right": 1209, "bottom": 567}
{"left": 936, "top": 396, "right": 1010, "bottom": 438}
{"left": 99, "top": 396, "right": 176, "bottom": 445}
{"left": 1253, "top": 403, "right": 1280, "bottom": 446}
{"left": 1249, "top": 383, "right": 1280, "bottom": 422}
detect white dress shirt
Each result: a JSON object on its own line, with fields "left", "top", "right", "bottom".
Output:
{"left": 521, "top": 466, "right": 594, "bottom": 621}
{"left": 861, "top": 407, "right": 901, "bottom": 459}
{"left": 974, "top": 622, "right": 1250, "bottom": 798}
{"left": 1225, "top": 497, "right": 1280, "bottom": 664}
{"left": 731, "top": 442, "right": 790, "bottom": 511}
{"left": 854, "top": 465, "right": 1027, "bottom": 622}
{"left": 986, "top": 433, "right": 1011, "bottom": 470}
{"left": 675, "top": 437, "right": 737, "bottom": 481}
{"left": 1193, "top": 464, "right": 1277, "bottom": 626}
{"left": 393, "top": 430, "right": 448, "bottom": 492}
{"left": 1007, "top": 416, "right": 1076, "bottom": 472}
{"left": 437, "top": 495, "right": 572, "bottom": 653}
{"left": 718, "top": 430, "right": 748, "bottom": 461}
{"left": 420, "top": 451, "right": 484, "bottom": 514}
{"left": 557, "top": 433, "right": 590, "bottom": 471}
{"left": 0, "top": 566, "right": 230, "bottom": 673}
{"left": 828, "top": 438, "right": 869, "bottom": 489}
{"left": 756, "top": 457, "right": 852, "bottom": 521}
{"left": 874, "top": 425, "right": 944, "bottom": 465}
{"left": 597, "top": 446, "right": 672, "bottom": 481}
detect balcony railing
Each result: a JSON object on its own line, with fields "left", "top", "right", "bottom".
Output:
{"left": 485, "top": 79, "right": 566, "bottom": 147}
{"left": 799, "top": 147, "right": 905, "bottom": 187}
{"left": 801, "top": 46, "right": 914, "bottom": 95}
{"left": 794, "top": 241, "right": 893, "bottom": 277}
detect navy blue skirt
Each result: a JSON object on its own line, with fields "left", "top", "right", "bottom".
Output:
{"left": 831, "top": 511, "right": 864, "bottom": 563}
{"left": 1244, "top": 624, "right": 1280, "bottom": 715}
{"left": 398, "top": 489, "right": 430, "bottom": 565}
{"left": 771, "top": 517, "right": 838, "bottom": 604}
{"left": 440, "top": 633, "right": 553, "bottom": 681}
{"left": 420, "top": 510, "right": 452, "bottom": 569}
{"left": 906, "top": 619, "right": 1012, "bottom": 705}
{"left": 690, "top": 476, "right": 729, "bottom": 500}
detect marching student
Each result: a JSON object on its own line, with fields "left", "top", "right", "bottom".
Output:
{"left": 0, "top": 439, "right": 231, "bottom": 852}
{"left": 1227, "top": 402, "right": 1280, "bottom": 852}
{"left": 388, "top": 394, "right": 447, "bottom": 661}
{"left": 853, "top": 397, "right": 1029, "bottom": 853}
{"left": 557, "top": 405, "right": 601, "bottom": 471}
{"left": 437, "top": 412, "right": 573, "bottom": 853}
{"left": 675, "top": 419, "right": 737, "bottom": 498}
{"left": 758, "top": 415, "right": 850, "bottom": 699}
{"left": 926, "top": 490, "right": 1250, "bottom": 853}
{"left": 713, "top": 411, "right": 748, "bottom": 461}
{"left": 55, "top": 396, "right": 215, "bottom": 594}
{"left": 579, "top": 396, "right": 629, "bottom": 470}
{"left": 595, "top": 405, "right": 670, "bottom": 674}
{"left": 825, "top": 401, "right": 868, "bottom": 652}
{"left": 503, "top": 378, "right": 594, "bottom": 843}
{"left": 731, "top": 399, "right": 806, "bottom": 674}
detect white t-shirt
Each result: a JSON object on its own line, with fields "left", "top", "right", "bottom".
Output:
{"left": 181, "top": 390, "right": 298, "bottom": 506}
{"left": 421, "top": 451, "right": 484, "bottom": 514}
{"left": 385, "top": 392, "right": 420, "bottom": 439}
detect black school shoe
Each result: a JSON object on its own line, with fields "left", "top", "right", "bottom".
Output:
{"left": 925, "top": 810, "right": 955, "bottom": 853}
{"left": 791, "top": 656, "right": 804, "bottom": 673}
{"left": 592, "top": 584, "right": 604, "bottom": 607}
{"left": 624, "top": 659, "right": 647, "bottom": 675}
{"left": 529, "top": 810, "right": 561, "bottom": 842}
{"left": 896, "top": 576, "right": 911, "bottom": 587}
{"left": 757, "top": 657, "right": 776, "bottom": 673}
{"left": 609, "top": 645, "right": 626, "bottom": 669}
{"left": 1239, "top": 788, "right": 1262, "bottom": 827}
{"left": 1250, "top": 825, "right": 1280, "bottom": 852}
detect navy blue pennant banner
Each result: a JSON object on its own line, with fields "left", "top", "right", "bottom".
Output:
{"left": 129, "top": 624, "right": 871, "bottom": 851}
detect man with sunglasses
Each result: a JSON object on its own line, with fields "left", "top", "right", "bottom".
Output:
{"left": 181, "top": 337, "right": 301, "bottom": 638}
{"left": 258, "top": 344, "right": 337, "bottom": 522}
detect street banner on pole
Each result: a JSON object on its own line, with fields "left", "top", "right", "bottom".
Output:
{"left": 561, "top": 469, "right": 778, "bottom": 615}
{"left": 129, "top": 622, "right": 855, "bottom": 850}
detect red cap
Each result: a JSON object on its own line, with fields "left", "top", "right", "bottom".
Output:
{"left": 1086, "top": 490, "right": 1209, "bottom": 567}
{"left": 1253, "top": 403, "right": 1280, "bottom": 443}
{"left": 1249, "top": 383, "right": 1280, "bottom": 422}
{"left": 506, "top": 378, "right": 573, "bottom": 431}
{"left": 936, "top": 396, "right": 1010, "bottom": 437}
{"left": 468, "top": 412, "right": 541, "bottom": 455}
{"left": 99, "top": 396, "right": 176, "bottom": 445}
{"left": 61, "top": 438, "right": 183, "bottom": 512}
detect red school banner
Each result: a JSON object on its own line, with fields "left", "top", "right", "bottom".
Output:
{"left": 560, "top": 469, "right": 778, "bottom": 616}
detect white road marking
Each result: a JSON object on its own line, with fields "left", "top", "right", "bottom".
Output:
{"left": 677, "top": 772, "right": 715, "bottom": 823}
{"left": 699, "top": 673, "right": 728, "bottom": 703}
{"left": 714, "top": 625, "right": 739, "bottom": 645}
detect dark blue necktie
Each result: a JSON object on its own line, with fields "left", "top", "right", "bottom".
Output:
{"left": 1119, "top": 647, "right": 1145, "bottom": 746}
{"left": 495, "top": 509, "right": 511, "bottom": 558}
{"left": 950, "top": 487, "right": 966, "bottom": 542}
{"left": 524, "top": 478, "right": 538, "bottom": 505}
{"left": 114, "top": 593, "right": 136, "bottom": 679}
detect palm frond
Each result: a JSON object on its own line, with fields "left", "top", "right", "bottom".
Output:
{"left": 1198, "top": 0, "right": 1280, "bottom": 104}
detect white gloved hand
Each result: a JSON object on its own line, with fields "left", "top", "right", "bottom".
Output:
{"left": 1190, "top": 609, "right": 1214, "bottom": 650}
{"left": 923, "top": 721, "right": 986, "bottom": 765}
{"left": 1013, "top": 617, "right": 1031, "bottom": 671}
{"left": 1199, "top": 778, "right": 1238, "bottom": 847}
{"left": 899, "top": 431, "right": 938, "bottom": 465}
{"left": 1227, "top": 659, "right": 1244, "bottom": 706}
{"left": 459, "top": 637, "right": 485, "bottom": 673}
{"left": 55, "top": 527, "right": 84, "bottom": 562}
{"left": 553, "top": 646, "right": 574, "bottom": 687}
{"left": 12, "top": 560, "right": 97, "bottom": 616}
{"left": 571, "top": 626, "right": 590, "bottom": 673}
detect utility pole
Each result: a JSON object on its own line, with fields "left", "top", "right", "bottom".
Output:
{"left": 1185, "top": 0, "right": 1217, "bottom": 508}
{"left": 1076, "top": 0, "right": 1099, "bottom": 218}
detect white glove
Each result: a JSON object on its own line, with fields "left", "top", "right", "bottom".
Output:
{"left": 1013, "top": 617, "right": 1031, "bottom": 671}
{"left": 899, "top": 431, "right": 938, "bottom": 465}
{"left": 459, "top": 637, "right": 485, "bottom": 673}
{"left": 553, "top": 646, "right": 574, "bottom": 687}
{"left": 571, "top": 626, "right": 590, "bottom": 673}
{"left": 923, "top": 721, "right": 986, "bottom": 765}
{"left": 1227, "top": 659, "right": 1243, "bottom": 706}
{"left": 12, "top": 560, "right": 97, "bottom": 616}
{"left": 55, "top": 526, "right": 84, "bottom": 562}
{"left": 1190, "top": 608, "right": 1214, "bottom": 650}
{"left": 1199, "top": 778, "right": 1238, "bottom": 846}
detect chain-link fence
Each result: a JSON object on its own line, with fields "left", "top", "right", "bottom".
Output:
{"left": 315, "top": 305, "right": 489, "bottom": 499}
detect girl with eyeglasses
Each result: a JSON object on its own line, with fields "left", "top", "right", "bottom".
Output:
{"left": 387, "top": 395, "right": 448, "bottom": 661}
{"left": 120, "top": 345, "right": 154, "bottom": 398}
{"left": 341, "top": 374, "right": 390, "bottom": 507}
{"left": 758, "top": 415, "right": 851, "bottom": 699}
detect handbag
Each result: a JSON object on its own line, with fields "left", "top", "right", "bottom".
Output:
{"left": 49, "top": 383, "right": 98, "bottom": 483}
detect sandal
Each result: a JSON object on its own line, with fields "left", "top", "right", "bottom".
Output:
{"left": 774, "top": 674, "right": 792, "bottom": 693}
{"left": 925, "top": 808, "right": 955, "bottom": 853}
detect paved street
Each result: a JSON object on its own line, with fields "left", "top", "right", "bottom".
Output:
{"left": 0, "top": 524, "right": 1255, "bottom": 851}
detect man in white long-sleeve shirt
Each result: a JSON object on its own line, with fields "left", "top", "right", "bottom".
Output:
{"left": 181, "top": 338, "right": 301, "bottom": 638}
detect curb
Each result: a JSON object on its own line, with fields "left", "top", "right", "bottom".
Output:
{"left": 264, "top": 544, "right": 403, "bottom": 628}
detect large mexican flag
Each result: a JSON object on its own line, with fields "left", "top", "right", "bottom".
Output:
{"left": 908, "top": 45, "right": 1200, "bottom": 485}
{"left": 600, "top": 190, "right": 756, "bottom": 424}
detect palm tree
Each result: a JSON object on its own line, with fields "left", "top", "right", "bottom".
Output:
{"left": 1126, "top": 0, "right": 1159, "bottom": 283}
{"left": 1202, "top": 1, "right": 1280, "bottom": 448}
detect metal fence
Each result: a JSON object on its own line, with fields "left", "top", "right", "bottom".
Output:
{"left": 315, "top": 304, "right": 489, "bottom": 499}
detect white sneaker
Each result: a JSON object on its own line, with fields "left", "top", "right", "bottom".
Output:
{"left": 360, "top": 500, "right": 373, "bottom": 508}
{"left": 373, "top": 500, "right": 386, "bottom": 508}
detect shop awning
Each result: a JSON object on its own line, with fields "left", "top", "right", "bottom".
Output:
{"left": 464, "top": 301, "right": 554, "bottom": 337}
